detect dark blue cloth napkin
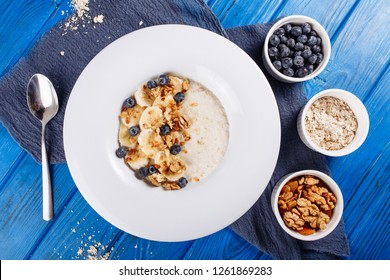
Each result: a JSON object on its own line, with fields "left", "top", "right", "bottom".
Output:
{"left": 0, "top": 0, "right": 350, "bottom": 259}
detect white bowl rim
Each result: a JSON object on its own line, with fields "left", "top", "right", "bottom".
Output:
{"left": 271, "top": 169, "right": 344, "bottom": 241}
{"left": 299, "top": 88, "right": 370, "bottom": 156}
{"left": 263, "top": 15, "right": 331, "bottom": 83}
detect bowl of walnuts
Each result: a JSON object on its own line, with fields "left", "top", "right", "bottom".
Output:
{"left": 271, "top": 170, "right": 343, "bottom": 241}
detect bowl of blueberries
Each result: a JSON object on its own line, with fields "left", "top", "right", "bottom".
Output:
{"left": 262, "top": 15, "right": 331, "bottom": 83}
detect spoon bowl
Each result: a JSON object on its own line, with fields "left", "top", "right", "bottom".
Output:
{"left": 27, "top": 74, "right": 59, "bottom": 221}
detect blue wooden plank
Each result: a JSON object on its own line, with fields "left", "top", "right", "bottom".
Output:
{"left": 305, "top": 0, "right": 390, "bottom": 100}
{"left": 0, "top": 123, "right": 24, "bottom": 184}
{"left": 331, "top": 67, "right": 390, "bottom": 259}
{"left": 0, "top": 157, "right": 76, "bottom": 259}
{"left": 109, "top": 235, "right": 194, "bottom": 260}
{"left": 0, "top": 0, "right": 70, "bottom": 77}
{"left": 280, "top": 0, "right": 357, "bottom": 37}
{"left": 205, "top": 0, "right": 283, "bottom": 27}
{"left": 183, "top": 228, "right": 269, "bottom": 260}
{"left": 30, "top": 191, "right": 122, "bottom": 259}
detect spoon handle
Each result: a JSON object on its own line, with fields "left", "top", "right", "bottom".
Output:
{"left": 41, "top": 124, "right": 53, "bottom": 221}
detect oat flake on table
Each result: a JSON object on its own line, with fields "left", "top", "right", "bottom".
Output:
{"left": 305, "top": 96, "right": 358, "bottom": 151}
{"left": 62, "top": 0, "right": 104, "bottom": 33}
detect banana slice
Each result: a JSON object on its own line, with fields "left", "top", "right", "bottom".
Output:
{"left": 152, "top": 94, "right": 177, "bottom": 110}
{"left": 119, "top": 104, "right": 144, "bottom": 127}
{"left": 125, "top": 145, "right": 149, "bottom": 170}
{"left": 139, "top": 106, "right": 164, "bottom": 130}
{"left": 168, "top": 75, "right": 184, "bottom": 93}
{"left": 154, "top": 151, "right": 186, "bottom": 181}
{"left": 138, "top": 130, "right": 164, "bottom": 157}
{"left": 134, "top": 85, "right": 155, "bottom": 107}
{"left": 118, "top": 123, "right": 138, "bottom": 149}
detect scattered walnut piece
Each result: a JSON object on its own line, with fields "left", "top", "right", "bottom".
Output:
{"left": 278, "top": 175, "right": 337, "bottom": 235}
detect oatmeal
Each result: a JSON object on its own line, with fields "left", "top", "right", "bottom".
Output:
{"left": 116, "top": 74, "right": 229, "bottom": 190}
{"left": 305, "top": 96, "right": 358, "bottom": 151}
{"left": 278, "top": 175, "right": 337, "bottom": 235}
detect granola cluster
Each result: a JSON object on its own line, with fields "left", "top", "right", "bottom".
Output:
{"left": 278, "top": 175, "right": 337, "bottom": 235}
{"left": 117, "top": 74, "right": 192, "bottom": 190}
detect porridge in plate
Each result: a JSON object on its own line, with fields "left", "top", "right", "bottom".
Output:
{"left": 116, "top": 74, "right": 229, "bottom": 190}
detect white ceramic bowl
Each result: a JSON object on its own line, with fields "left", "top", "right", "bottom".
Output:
{"left": 262, "top": 15, "right": 331, "bottom": 83}
{"left": 271, "top": 170, "right": 343, "bottom": 241}
{"left": 297, "top": 89, "right": 369, "bottom": 156}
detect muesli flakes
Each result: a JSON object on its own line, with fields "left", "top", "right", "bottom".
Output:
{"left": 305, "top": 96, "right": 358, "bottom": 151}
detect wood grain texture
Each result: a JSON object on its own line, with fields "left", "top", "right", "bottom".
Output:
{"left": 205, "top": 0, "right": 283, "bottom": 27}
{"left": 0, "top": 0, "right": 388, "bottom": 260}
{"left": 0, "top": 124, "right": 24, "bottom": 185}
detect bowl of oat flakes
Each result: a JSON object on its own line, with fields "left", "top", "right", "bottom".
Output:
{"left": 271, "top": 170, "right": 343, "bottom": 241}
{"left": 297, "top": 89, "right": 369, "bottom": 156}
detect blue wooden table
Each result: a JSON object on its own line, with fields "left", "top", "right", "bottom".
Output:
{"left": 0, "top": 0, "right": 388, "bottom": 260}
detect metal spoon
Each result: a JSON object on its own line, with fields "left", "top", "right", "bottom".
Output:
{"left": 27, "top": 74, "right": 59, "bottom": 221}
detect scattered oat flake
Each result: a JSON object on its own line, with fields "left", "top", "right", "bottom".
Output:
{"left": 93, "top": 14, "right": 104, "bottom": 24}
{"left": 77, "top": 248, "right": 84, "bottom": 256}
{"left": 60, "top": 51, "right": 65, "bottom": 56}
{"left": 72, "top": 0, "right": 90, "bottom": 18}
{"left": 139, "top": 20, "right": 143, "bottom": 26}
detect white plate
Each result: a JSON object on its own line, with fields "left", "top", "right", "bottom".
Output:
{"left": 64, "top": 24, "right": 280, "bottom": 242}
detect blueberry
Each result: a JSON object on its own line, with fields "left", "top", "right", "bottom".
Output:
{"left": 128, "top": 125, "right": 140, "bottom": 137}
{"left": 305, "top": 64, "right": 314, "bottom": 73}
{"left": 294, "top": 50, "right": 302, "bottom": 57}
{"left": 297, "top": 34, "right": 308, "bottom": 44}
{"left": 174, "top": 92, "right": 185, "bottom": 103}
{"left": 302, "top": 48, "right": 312, "bottom": 59}
{"left": 290, "top": 26, "right": 302, "bottom": 37}
{"left": 269, "top": 35, "right": 280, "bottom": 46}
{"left": 278, "top": 44, "right": 290, "bottom": 58}
{"left": 309, "top": 30, "right": 318, "bottom": 37}
{"left": 136, "top": 167, "right": 149, "bottom": 179}
{"left": 293, "top": 55, "right": 305, "bottom": 67}
{"left": 312, "top": 45, "right": 322, "bottom": 54}
{"left": 158, "top": 74, "right": 170, "bottom": 85}
{"left": 306, "top": 36, "right": 317, "bottom": 46}
{"left": 147, "top": 80, "right": 157, "bottom": 89}
{"left": 308, "top": 54, "right": 318, "bottom": 65}
{"left": 115, "top": 146, "right": 127, "bottom": 158}
{"left": 148, "top": 165, "right": 158, "bottom": 174}
{"left": 302, "top": 22, "right": 312, "bottom": 34}
{"left": 283, "top": 68, "right": 294, "bottom": 77}
{"left": 159, "top": 124, "right": 171, "bottom": 136}
{"left": 288, "top": 50, "right": 295, "bottom": 58}
{"left": 273, "top": 60, "right": 282, "bottom": 70}
{"left": 177, "top": 177, "right": 188, "bottom": 188}
{"left": 268, "top": 47, "right": 279, "bottom": 58}
{"left": 295, "top": 67, "right": 309, "bottom": 77}
{"left": 274, "top": 27, "right": 285, "bottom": 36}
{"left": 316, "top": 53, "right": 323, "bottom": 64}
{"left": 279, "top": 35, "right": 288, "bottom": 44}
{"left": 122, "top": 97, "right": 136, "bottom": 109}
{"left": 281, "top": 57, "right": 293, "bottom": 69}
{"left": 286, "top": 38, "right": 295, "bottom": 48}
{"left": 315, "top": 36, "right": 322, "bottom": 45}
{"left": 294, "top": 42, "right": 304, "bottom": 51}
{"left": 278, "top": 43, "right": 287, "bottom": 50}
{"left": 170, "top": 144, "right": 182, "bottom": 155}
{"left": 283, "top": 23, "right": 292, "bottom": 34}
